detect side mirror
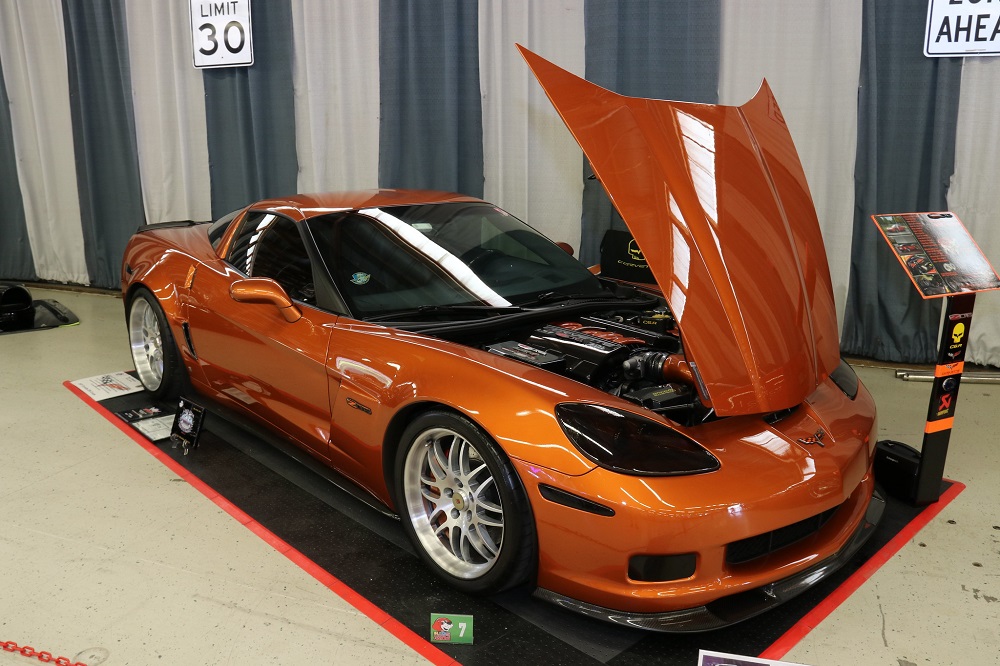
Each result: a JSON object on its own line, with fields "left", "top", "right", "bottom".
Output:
{"left": 555, "top": 242, "right": 575, "bottom": 256}
{"left": 230, "top": 278, "right": 302, "bottom": 323}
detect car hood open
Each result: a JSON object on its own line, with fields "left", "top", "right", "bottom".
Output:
{"left": 518, "top": 45, "right": 840, "bottom": 416}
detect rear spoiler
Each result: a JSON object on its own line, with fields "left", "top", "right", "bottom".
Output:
{"left": 135, "top": 220, "right": 210, "bottom": 233}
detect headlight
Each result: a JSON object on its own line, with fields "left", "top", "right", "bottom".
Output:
{"left": 555, "top": 403, "right": 720, "bottom": 476}
{"left": 829, "top": 359, "right": 859, "bottom": 399}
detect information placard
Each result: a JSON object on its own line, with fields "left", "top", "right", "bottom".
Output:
{"left": 871, "top": 211, "right": 1000, "bottom": 299}
{"left": 170, "top": 397, "right": 206, "bottom": 454}
{"left": 698, "top": 650, "right": 806, "bottom": 666}
{"left": 70, "top": 372, "right": 144, "bottom": 400}
{"left": 189, "top": 0, "right": 254, "bottom": 69}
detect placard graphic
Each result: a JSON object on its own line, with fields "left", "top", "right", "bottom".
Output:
{"left": 190, "top": 0, "right": 254, "bottom": 69}
{"left": 132, "top": 414, "right": 176, "bottom": 441}
{"left": 871, "top": 212, "right": 1000, "bottom": 299}
{"left": 170, "top": 397, "right": 206, "bottom": 454}
{"left": 698, "top": 649, "right": 807, "bottom": 666}
{"left": 70, "top": 372, "right": 144, "bottom": 400}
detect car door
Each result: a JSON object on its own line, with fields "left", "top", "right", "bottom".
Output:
{"left": 188, "top": 210, "right": 337, "bottom": 458}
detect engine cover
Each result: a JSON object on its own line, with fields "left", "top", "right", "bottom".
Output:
{"left": 526, "top": 324, "right": 632, "bottom": 383}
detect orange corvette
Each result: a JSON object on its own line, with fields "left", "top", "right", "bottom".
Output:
{"left": 120, "top": 48, "right": 882, "bottom": 631}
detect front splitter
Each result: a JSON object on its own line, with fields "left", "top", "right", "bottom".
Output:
{"left": 534, "top": 489, "right": 887, "bottom": 633}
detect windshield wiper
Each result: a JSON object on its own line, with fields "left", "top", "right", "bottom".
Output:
{"left": 525, "top": 290, "right": 630, "bottom": 305}
{"left": 366, "top": 304, "right": 524, "bottom": 322}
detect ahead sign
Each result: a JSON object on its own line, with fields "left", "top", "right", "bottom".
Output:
{"left": 190, "top": 0, "right": 254, "bottom": 69}
{"left": 925, "top": 0, "right": 1000, "bottom": 56}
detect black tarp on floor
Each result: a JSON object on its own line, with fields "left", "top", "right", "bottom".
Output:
{"left": 76, "top": 384, "right": 957, "bottom": 666}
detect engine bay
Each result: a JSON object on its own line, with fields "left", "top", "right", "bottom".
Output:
{"left": 483, "top": 308, "right": 710, "bottom": 425}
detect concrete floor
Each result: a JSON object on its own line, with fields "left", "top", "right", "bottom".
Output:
{"left": 0, "top": 288, "right": 997, "bottom": 665}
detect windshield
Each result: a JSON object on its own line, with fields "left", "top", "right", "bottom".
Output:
{"left": 307, "top": 202, "right": 606, "bottom": 319}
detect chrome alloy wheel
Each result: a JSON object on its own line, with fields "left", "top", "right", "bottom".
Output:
{"left": 128, "top": 296, "right": 164, "bottom": 391}
{"left": 402, "top": 427, "right": 505, "bottom": 579}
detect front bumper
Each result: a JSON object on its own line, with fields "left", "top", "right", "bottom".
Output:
{"left": 534, "top": 488, "right": 885, "bottom": 632}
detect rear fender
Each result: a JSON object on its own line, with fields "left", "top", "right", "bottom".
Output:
{"left": 122, "top": 238, "right": 208, "bottom": 387}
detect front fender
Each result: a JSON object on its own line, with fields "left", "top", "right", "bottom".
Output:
{"left": 327, "top": 322, "right": 603, "bottom": 480}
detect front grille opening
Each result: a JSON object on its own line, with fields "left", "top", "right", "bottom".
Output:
{"left": 628, "top": 553, "right": 697, "bottom": 582}
{"left": 726, "top": 504, "right": 841, "bottom": 565}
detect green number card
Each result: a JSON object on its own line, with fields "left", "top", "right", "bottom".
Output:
{"left": 429, "top": 613, "right": 474, "bottom": 644}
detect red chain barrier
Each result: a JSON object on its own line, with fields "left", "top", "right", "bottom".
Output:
{"left": 0, "top": 641, "right": 88, "bottom": 666}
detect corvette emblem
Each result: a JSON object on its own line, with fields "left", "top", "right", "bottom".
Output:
{"left": 797, "top": 429, "right": 826, "bottom": 447}
{"left": 346, "top": 396, "right": 372, "bottom": 415}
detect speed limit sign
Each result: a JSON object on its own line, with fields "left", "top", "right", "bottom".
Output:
{"left": 189, "top": 0, "right": 254, "bottom": 69}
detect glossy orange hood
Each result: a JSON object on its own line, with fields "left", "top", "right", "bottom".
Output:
{"left": 518, "top": 45, "right": 840, "bottom": 416}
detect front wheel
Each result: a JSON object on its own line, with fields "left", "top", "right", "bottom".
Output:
{"left": 127, "top": 289, "right": 186, "bottom": 399}
{"left": 394, "top": 411, "right": 535, "bottom": 595}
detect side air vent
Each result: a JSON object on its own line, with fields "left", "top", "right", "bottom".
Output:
{"left": 538, "top": 484, "right": 615, "bottom": 517}
{"left": 181, "top": 322, "right": 198, "bottom": 360}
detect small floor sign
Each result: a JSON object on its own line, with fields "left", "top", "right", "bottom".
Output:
{"left": 429, "top": 613, "right": 473, "bottom": 644}
{"left": 171, "top": 397, "right": 206, "bottom": 454}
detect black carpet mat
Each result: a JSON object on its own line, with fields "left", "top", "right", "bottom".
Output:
{"left": 84, "top": 386, "right": 956, "bottom": 665}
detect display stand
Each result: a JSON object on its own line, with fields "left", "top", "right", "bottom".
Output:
{"left": 872, "top": 211, "right": 1000, "bottom": 504}
{"left": 913, "top": 292, "right": 974, "bottom": 504}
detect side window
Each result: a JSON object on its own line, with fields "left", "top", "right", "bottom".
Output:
{"left": 208, "top": 208, "right": 242, "bottom": 250}
{"left": 226, "top": 212, "right": 315, "bottom": 304}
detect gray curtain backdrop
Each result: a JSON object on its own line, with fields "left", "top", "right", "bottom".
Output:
{"left": 203, "top": 0, "right": 298, "bottom": 220}
{"left": 2, "top": 2, "right": 998, "bottom": 366}
{"left": 378, "top": 0, "right": 484, "bottom": 197}
{"left": 0, "top": 50, "right": 35, "bottom": 282}
{"left": 62, "top": 0, "right": 145, "bottom": 289}
{"left": 579, "top": 0, "right": 721, "bottom": 266}
{"left": 841, "top": 0, "right": 963, "bottom": 363}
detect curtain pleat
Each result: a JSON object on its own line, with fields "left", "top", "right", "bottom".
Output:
{"left": 580, "top": 0, "right": 721, "bottom": 266}
{"left": 291, "top": 1, "right": 380, "bottom": 193}
{"left": 62, "top": 0, "right": 146, "bottom": 289}
{"left": 0, "top": 0, "right": 89, "bottom": 285}
{"left": 0, "top": 48, "right": 36, "bottom": 281}
{"left": 203, "top": 0, "right": 298, "bottom": 219}
{"left": 378, "top": 0, "right": 483, "bottom": 197}
{"left": 719, "top": 0, "right": 863, "bottom": 330}
{"left": 948, "top": 57, "right": 1000, "bottom": 367}
{"left": 478, "top": 0, "right": 585, "bottom": 251}
{"left": 124, "top": 0, "right": 212, "bottom": 225}
{"left": 841, "top": 0, "right": 962, "bottom": 363}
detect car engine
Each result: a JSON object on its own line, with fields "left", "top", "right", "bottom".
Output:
{"left": 484, "top": 308, "right": 707, "bottom": 424}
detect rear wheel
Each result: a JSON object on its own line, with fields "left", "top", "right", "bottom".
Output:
{"left": 395, "top": 411, "right": 535, "bottom": 595}
{"left": 127, "top": 289, "right": 186, "bottom": 399}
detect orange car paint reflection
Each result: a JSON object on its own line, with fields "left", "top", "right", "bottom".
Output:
{"left": 121, "top": 54, "right": 876, "bottom": 621}
{"left": 518, "top": 45, "right": 840, "bottom": 417}
{"left": 121, "top": 197, "right": 876, "bottom": 618}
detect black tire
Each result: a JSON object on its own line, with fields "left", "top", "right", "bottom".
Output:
{"left": 394, "top": 410, "right": 536, "bottom": 595}
{"left": 126, "top": 288, "right": 187, "bottom": 399}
